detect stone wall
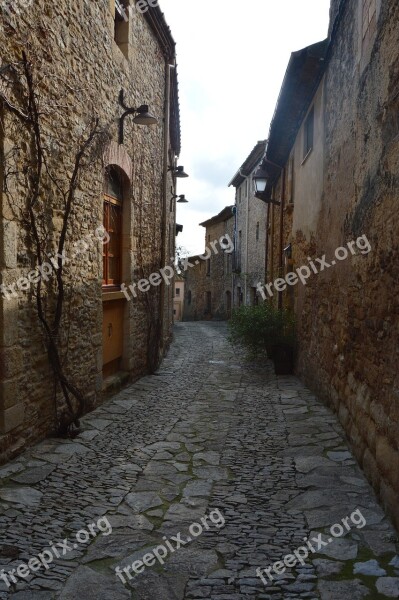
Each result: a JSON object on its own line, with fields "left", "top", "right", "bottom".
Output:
{"left": 183, "top": 212, "right": 234, "bottom": 321}
{"left": 0, "top": 0, "right": 179, "bottom": 461}
{"left": 297, "top": 0, "right": 399, "bottom": 530}
{"left": 267, "top": 0, "right": 399, "bottom": 529}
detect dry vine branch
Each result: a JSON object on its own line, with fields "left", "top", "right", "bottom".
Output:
{"left": 134, "top": 154, "right": 163, "bottom": 373}
{"left": 0, "top": 50, "right": 107, "bottom": 435}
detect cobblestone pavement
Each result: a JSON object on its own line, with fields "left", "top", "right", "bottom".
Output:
{"left": 0, "top": 322, "right": 398, "bottom": 600}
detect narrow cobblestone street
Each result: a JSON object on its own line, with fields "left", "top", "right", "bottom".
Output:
{"left": 0, "top": 323, "right": 398, "bottom": 599}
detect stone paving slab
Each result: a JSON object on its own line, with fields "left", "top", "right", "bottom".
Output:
{"left": 0, "top": 322, "right": 397, "bottom": 599}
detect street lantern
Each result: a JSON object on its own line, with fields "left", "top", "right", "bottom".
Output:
{"left": 253, "top": 164, "right": 281, "bottom": 205}
{"left": 253, "top": 167, "right": 269, "bottom": 195}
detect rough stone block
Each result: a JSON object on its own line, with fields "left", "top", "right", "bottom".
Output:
{"left": 338, "top": 402, "right": 350, "bottom": 429}
{"left": 356, "top": 411, "right": 376, "bottom": 453}
{"left": 363, "top": 448, "right": 381, "bottom": 493}
{"left": 376, "top": 436, "right": 399, "bottom": 491}
{"left": 0, "top": 347, "right": 23, "bottom": 379}
{"left": 0, "top": 220, "right": 17, "bottom": 269}
{"left": 0, "top": 403, "right": 24, "bottom": 434}
{"left": 350, "top": 421, "right": 366, "bottom": 464}
{"left": 380, "top": 480, "right": 399, "bottom": 534}
{"left": 0, "top": 297, "right": 19, "bottom": 347}
{"left": 0, "top": 379, "right": 18, "bottom": 410}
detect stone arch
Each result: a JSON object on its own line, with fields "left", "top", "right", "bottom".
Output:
{"left": 103, "top": 141, "right": 132, "bottom": 182}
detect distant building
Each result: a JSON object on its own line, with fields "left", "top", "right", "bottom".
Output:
{"left": 228, "top": 140, "right": 268, "bottom": 308}
{"left": 183, "top": 206, "right": 235, "bottom": 321}
{"left": 173, "top": 275, "right": 185, "bottom": 322}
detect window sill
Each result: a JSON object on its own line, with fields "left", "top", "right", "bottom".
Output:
{"left": 301, "top": 148, "right": 313, "bottom": 165}
{"left": 102, "top": 290, "right": 127, "bottom": 302}
{"left": 112, "top": 40, "right": 130, "bottom": 64}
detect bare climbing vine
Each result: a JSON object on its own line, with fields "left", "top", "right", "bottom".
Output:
{"left": 0, "top": 48, "right": 109, "bottom": 435}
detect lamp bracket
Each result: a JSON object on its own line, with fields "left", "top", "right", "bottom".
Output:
{"left": 118, "top": 89, "right": 141, "bottom": 145}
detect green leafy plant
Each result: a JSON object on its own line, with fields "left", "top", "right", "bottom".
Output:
{"left": 228, "top": 303, "right": 296, "bottom": 358}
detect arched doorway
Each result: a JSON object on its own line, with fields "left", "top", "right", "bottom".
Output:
{"left": 102, "top": 163, "right": 130, "bottom": 378}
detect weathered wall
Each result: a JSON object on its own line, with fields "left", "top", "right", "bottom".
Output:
{"left": 233, "top": 176, "right": 268, "bottom": 306}
{"left": 292, "top": 81, "right": 325, "bottom": 239}
{"left": 294, "top": 0, "right": 399, "bottom": 529}
{"left": 266, "top": 176, "right": 295, "bottom": 310}
{"left": 183, "top": 215, "right": 234, "bottom": 321}
{"left": 182, "top": 259, "right": 206, "bottom": 321}
{"left": 0, "top": 0, "right": 178, "bottom": 461}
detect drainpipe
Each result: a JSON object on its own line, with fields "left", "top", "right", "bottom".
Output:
{"left": 244, "top": 182, "right": 249, "bottom": 304}
{"left": 278, "top": 168, "right": 286, "bottom": 311}
{"left": 233, "top": 199, "right": 238, "bottom": 306}
{"left": 159, "top": 60, "right": 174, "bottom": 354}
{"left": 270, "top": 190, "right": 275, "bottom": 295}
{"left": 264, "top": 201, "right": 270, "bottom": 287}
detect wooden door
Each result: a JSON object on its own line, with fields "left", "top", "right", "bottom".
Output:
{"left": 103, "top": 300, "right": 124, "bottom": 377}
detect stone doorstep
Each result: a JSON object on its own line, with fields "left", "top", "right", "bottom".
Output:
{"left": 101, "top": 371, "right": 130, "bottom": 397}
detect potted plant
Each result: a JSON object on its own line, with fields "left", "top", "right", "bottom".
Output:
{"left": 270, "top": 309, "right": 296, "bottom": 375}
{"left": 229, "top": 303, "right": 296, "bottom": 374}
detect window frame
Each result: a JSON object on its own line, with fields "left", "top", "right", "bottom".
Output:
{"left": 103, "top": 194, "right": 123, "bottom": 289}
{"left": 114, "top": 0, "right": 130, "bottom": 59}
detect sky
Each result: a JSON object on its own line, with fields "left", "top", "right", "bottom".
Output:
{"left": 159, "top": 0, "right": 331, "bottom": 255}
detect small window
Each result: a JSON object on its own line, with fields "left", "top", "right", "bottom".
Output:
{"left": 256, "top": 222, "right": 259, "bottom": 241}
{"left": 361, "top": 0, "right": 377, "bottom": 59}
{"left": 114, "top": 0, "right": 129, "bottom": 59}
{"left": 362, "top": 0, "right": 377, "bottom": 41}
{"left": 303, "top": 107, "right": 314, "bottom": 159}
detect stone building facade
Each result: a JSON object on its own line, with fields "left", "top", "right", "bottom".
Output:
{"left": 0, "top": 0, "right": 181, "bottom": 461}
{"left": 183, "top": 207, "right": 235, "bottom": 321}
{"left": 173, "top": 275, "right": 184, "bottom": 322}
{"left": 228, "top": 141, "right": 267, "bottom": 308}
{"left": 260, "top": 0, "right": 399, "bottom": 528}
